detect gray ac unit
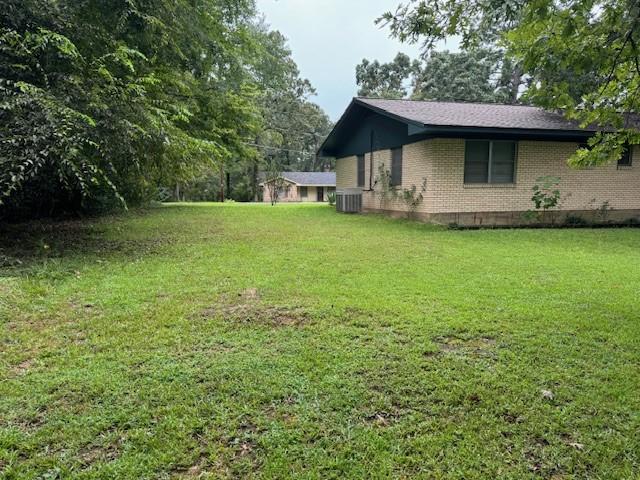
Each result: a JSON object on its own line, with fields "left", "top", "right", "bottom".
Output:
{"left": 336, "top": 188, "right": 362, "bottom": 213}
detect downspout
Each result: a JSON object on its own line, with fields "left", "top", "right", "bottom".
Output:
{"left": 369, "top": 130, "right": 374, "bottom": 190}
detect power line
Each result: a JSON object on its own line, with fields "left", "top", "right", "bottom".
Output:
{"left": 242, "top": 142, "right": 318, "bottom": 158}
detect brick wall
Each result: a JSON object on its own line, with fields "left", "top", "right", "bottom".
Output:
{"left": 335, "top": 139, "right": 640, "bottom": 221}
{"left": 336, "top": 156, "right": 357, "bottom": 189}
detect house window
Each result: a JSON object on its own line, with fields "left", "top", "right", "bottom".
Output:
{"left": 300, "top": 186, "right": 308, "bottom": 198}
{"left": 464, "top": 140, "right": 517, "bottom": 184}
{"left": 619, "top": 145, "right": 633, "bottom": 167}
{"left": 391, "top": 147, "right": 403, "bottom": 186}
{"left": 357, "top": 154, "right": 365, "bottom": 187}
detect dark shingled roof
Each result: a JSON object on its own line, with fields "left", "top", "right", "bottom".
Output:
{"left": 319, "top": 97, "right": 640, "bottom": 158}
{"left": 357, "top": 98, "right": 596, "bottom": 132}
{"left": 281, "top": 172, "right": 336, "bottom": 186}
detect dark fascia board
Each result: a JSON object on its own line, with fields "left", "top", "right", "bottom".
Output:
{"left": 421, "top": 125, "right": 595, "bottom": 140}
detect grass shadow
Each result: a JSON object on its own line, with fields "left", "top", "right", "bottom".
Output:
{"left": 0, "top": 211, "right": 172, "bottom": 275}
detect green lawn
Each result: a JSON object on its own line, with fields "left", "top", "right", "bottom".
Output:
{"left": 1, "top": 204, "right": 639, "bottom": 479}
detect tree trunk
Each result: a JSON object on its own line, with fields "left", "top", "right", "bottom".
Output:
{"left": 251, "top": 161, "right": 259, "bottom": 201}
{"left": 219, "top": 163, "right": 225, "bottom": 202}
{"left": 314, "top": 136, "right": 321, "bottom": 171}
{"left": 252, "top": 137, "right": 259, "bottom": 201}
{"left": 510, "top": 64, "right": 523, "bottom": 104}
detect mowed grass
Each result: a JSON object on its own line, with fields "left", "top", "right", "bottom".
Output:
{"left": 1, "top": 203, "right": 639, "bottom": 479}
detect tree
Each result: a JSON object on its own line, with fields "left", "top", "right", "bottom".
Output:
{"left": 222, "top": 24, "right": 333, "bottom": 203}
{"left": 380, "top": 0, "right": 640, "bottom": 165}
{"left": 379, "top": 1, "right": 528, "bottom": 103}
{"left": 356, "top": 53, "right": 420, "bottom": 98}
{"left": 355, "top": 49, "right": 514, "bottom": 103}
{"left": 264, "top": 161, "right": 287, "bottom": 206}
{"left": 412, "top": 49, "right": 513, "bottom": 102}
{"left": 0, "top": 0, "right": 333, "bottom": 217}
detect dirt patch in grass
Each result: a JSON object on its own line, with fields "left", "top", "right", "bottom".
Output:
{"left": 202, "top": 289, "right": 309, "bottom": 327}
{"left": 9, "top": 359, "right": 35, "bottom": 377}
{"left": 68, "top": 300, "right": 100, "bottom": 315}
{"left": 78, "top": 428, "right": 124, "bottom": 468}
{"left": 203, "top": 304, "right": 309, "bottom": 327}
{"left": 363, "top": 410, "right": 401, "bottom": 428}
{"left": 435, "top": 336, "right": 497, "bottom": 357}
{"left": 220, "top": 419, "right": 263, "bottom": 474}
{"left": 174, "top": 455, "right": 210, "bottom": 478}
{"left": 79, "top": 443, "right": 120, "bottom": 467}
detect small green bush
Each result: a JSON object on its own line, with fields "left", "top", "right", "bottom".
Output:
{"left": 565, "top": 215, "right": 589, "bottom": 227}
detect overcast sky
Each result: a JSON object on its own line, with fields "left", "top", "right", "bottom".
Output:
{"left": 255, "top": 0, "right": 458, "bottom": 121}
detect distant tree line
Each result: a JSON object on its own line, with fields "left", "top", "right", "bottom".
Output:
{"left": 356, "top": 50, "right": 523, "bottom": 104}
{"left": 0, "top": 0, "right": 332, "bottom": 219}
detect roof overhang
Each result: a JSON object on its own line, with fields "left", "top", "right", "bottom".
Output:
{"left": 260, "top": 178, "right": 335, "bottom": 187}
{"left": 318, "top": 98, "right": 597, "bottom": 158}
{"left": 295, "top": 184, "right": 335, "bottom": 187}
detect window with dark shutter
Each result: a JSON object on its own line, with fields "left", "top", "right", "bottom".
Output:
{"left": 357, "top": 154, "right": 365, "bottom": 187}
{"left": 391, "top": 147, "right": 403, "bottom": 186}
{"left": 618, "top": 145, "right": 633, "bottom": 167}
{"left": 300, "top": 186, "right": 308, "bottom": 198}
{"left": 464, "top": 140, "right": 516, "bottom": 184}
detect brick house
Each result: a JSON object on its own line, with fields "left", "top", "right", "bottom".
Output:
{"left": 261, "top": 172, "right": 336, "bottom": 203}
{"left": 319, "top": 98, "right": 639, "bottom": 226}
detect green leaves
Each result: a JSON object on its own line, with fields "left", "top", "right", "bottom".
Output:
{"left": 356, "top": 53, "right": 419, "bottom": 98}
{"left": 2, "top": 0, "right": 324, "bottom": 216}
{"left": 531, "top": 176, "right": 561, "bottom": 211}
{"left": 383, "top": 0, "right": 640, "bottom": 166}
{"left": 356, "top": 49, "right": 517, "bottom": 103}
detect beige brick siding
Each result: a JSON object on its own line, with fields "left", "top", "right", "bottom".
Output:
{"left": 429, "top": 139, "right": 640, "bottom": 213}
{"left": 336, "top": 139, "right": 640, "bottom": 216}
{"left": 336, "top": 156, "right": 357, "bottom": 188}
{"left": 361, "top": 144, "right": 432, "bottom": 212}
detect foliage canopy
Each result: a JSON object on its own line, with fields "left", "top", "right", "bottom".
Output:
{"left": 380, "top": 0, "right": 640, "bottom": 165}
{"left": 0, "top": 0, "right": 331, "bottom": 217}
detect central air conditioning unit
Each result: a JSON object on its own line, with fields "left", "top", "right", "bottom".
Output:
{"left": 336, "top": 188, "right": 362, "bottom": 213}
